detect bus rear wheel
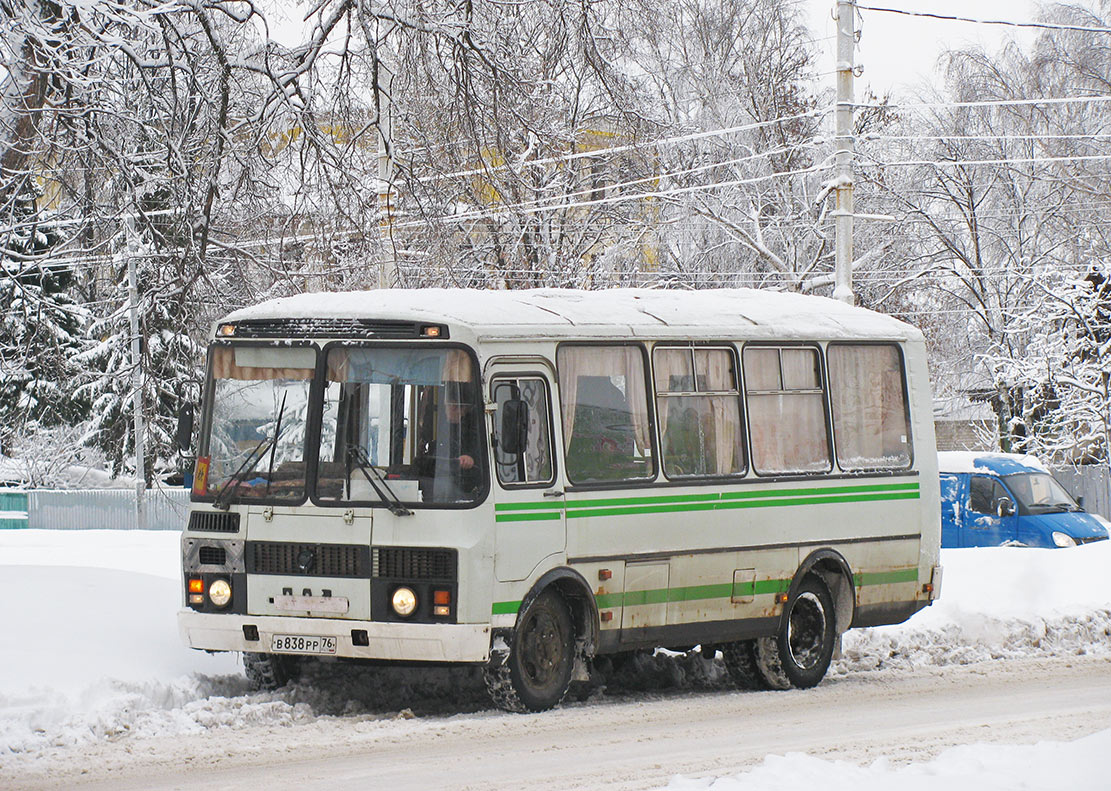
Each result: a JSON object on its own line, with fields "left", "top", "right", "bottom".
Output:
{"left": 722, "top": 640, "right": 770, "bottom": 690}
{"left": 484, "top": 588, "right": 575, "bottom": 712}
{"left": 755, "top": 575, "right": 836, "bottom": 690}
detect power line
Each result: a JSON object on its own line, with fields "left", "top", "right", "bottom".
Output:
{"left": 856, "top": 4, "right": 1111, "bottom": 35}
{"left": 861, "top": 94, "right": 1111, "bottom": 112}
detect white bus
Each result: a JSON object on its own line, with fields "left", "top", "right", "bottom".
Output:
{"left": 177, "top": 288, "right": 942, "bottom": 711}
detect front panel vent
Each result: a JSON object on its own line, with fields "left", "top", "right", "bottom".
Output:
{"left": 198, "top": 546, "right": 227, "bottom": 565}
{"left": 248, "top": 542, "right": 368, "bottom": 577}
{"left": 188, "top": 511, "right": 241, "bottom": 533}
{"left": 373, "top": 547, "right": 457, "bottom": 581}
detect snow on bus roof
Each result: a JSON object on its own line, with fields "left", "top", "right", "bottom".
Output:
{"left": 221, "top": 288, "right": 919, "bottom": 340}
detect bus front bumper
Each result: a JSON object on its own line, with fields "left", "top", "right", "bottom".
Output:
{"left": 178, "top": 610, "right": 492, "bottom": 663}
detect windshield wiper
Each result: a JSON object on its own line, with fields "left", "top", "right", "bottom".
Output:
{"left": 212, "top": 436, "right": 275, "bottom": 511}
{"left": 212, "top": 403, "right": 291, "bottom": 511}
{"left": 348, "top": 444, "right": 413, "bottom": 517}
{"left": 264, "top": 394, "right": 288, "bottom": 496}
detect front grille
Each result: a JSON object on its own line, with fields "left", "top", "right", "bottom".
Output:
{"left": 188, "top": 511, "right": 241, "bottom": 533}
{"left": 1077, "top": 534, "right": 1109, "bottom": 545}
{"left": 249, "top": 542, "right": 366, "bottom": 577}
{"left": 373, "top": 547, "right": 456, "bottom": 581}
{"left": 231, "top": 318, "right": 435, "bottom": 339}
{"left": 198, "top": 546, "right": 227, "bottom": 565}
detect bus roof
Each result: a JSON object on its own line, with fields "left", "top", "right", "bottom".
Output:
{"left": 219, "top": 288, "right": 921, "bottom": 342}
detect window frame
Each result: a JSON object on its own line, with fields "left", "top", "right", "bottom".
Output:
{"left": 310, "top": 340, "right": 489, "bottom": 510}
{"left": 826, "top": 341, "right": 914, "bottom": 473}
{"left": 491, "top": 373, "right": 558, "bottom": 490}
{"left": 555, "top": 341, "right": 658, "bottom": 489}
{"left": 741, "top": 342, "right": 834, "bottom": 477}
{"left": 193, "top": 339, "right": 320, "bottom": 507}
{"left": 651, "top": 343, "right": 748, "bottom": 482}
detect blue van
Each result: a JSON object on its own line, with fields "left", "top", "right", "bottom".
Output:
{"left": 938, "top": 452, "right": 1110, "bottom": 548}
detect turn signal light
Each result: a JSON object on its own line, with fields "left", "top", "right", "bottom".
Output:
{"left": 433, "top": 590, "right": 451, "bottom": 606}
{"left": 188, "top": 578, "right": 204, "bottom": 594}
{"left": 421, "top": 325, "right": 442, "bottom": 338}
{"left": 775, "top": 592, "right": 789, "bottom": 604}
{"left": 217, "top": 323, "right": 236, "bottom": 336}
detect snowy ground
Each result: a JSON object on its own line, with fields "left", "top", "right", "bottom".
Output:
{"left": 1, "top": 530, "right": 1109, "bottom": 790}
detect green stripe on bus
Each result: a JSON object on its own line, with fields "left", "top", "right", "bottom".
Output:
{"left": 854, "top": 567, "right": 919, "bottom": 587}
{"left": 494, "top": 511, "right": 564, "bottom": 523}
{"left": 494, "top": 501, "right": 569, "bottom": 512}
{"left": 492, "top": 600, "right": 522, "bottom": 615}
{"left": 567, "top": 491, "right": 919, "bottom": 520}
{"left": 496, "top": 482, "right": 919, "bottom": 517}
{"left": 490, "top": 568, "right": 916, "bottom": 615}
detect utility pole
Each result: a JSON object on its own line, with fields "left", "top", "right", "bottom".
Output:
{"left": 376, "top": 24, "right": 399, "bottom": 289}
{"left": 833, "top": 0, "right": 856, "bottom": 305}
{"left": 124, "top": 215, "right": 147, "bottom": 531}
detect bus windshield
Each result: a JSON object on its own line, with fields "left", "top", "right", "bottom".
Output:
{"left": 198, "top": 345, "right": 316, "bottom": 504}
{"left": 1003, "top": 472, "right": 1081, "bottom": 513}
{"left": 316, "top": 346, "right": 486, "bottom": 507}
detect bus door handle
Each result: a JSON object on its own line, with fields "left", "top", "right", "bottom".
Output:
{"left": 543, "top": 489, "right": 564, "bottom": 497}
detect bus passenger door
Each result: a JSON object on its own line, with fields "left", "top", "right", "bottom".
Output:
{"left": 489, "top": 368, "right": 566, "bottom": 582}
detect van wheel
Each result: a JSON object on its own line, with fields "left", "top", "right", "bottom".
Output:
{"left": 244, "top": 652, "right": 300, "bottom": 690}
{"left": 722, "top": 640, "right": 770, "bottom": 690}
{"left": 484, "top": 588, "right": 574, "bottom": 712}
{"left": 756, "top": 575, "right": 836, "bottom": 689}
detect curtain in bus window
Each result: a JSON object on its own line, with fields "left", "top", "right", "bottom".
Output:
{"left": 557, "top": 345, "right": 652, "bottom": 483}
{"left": 743, "top": 347, "right": 831, "bottom": 474}
{"left": 654, "top": 348, "right": 744, "bottom": 477}
{"left": 697, "top": 350, "right": 743, "bottom": 475}
{"left": 211, "top": 346, "right": 315, "bottom": 381}
{"left": 827, "top": 344, "right": 911, "bottom": 470}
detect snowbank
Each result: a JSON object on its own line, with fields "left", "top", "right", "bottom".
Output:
{"left": 666, "top": 728, "right": 1111, "bottom": 791}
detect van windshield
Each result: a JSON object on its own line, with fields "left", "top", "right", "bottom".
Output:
{"left": 1003, "top": 472, "right": 1081, "bottom": 513}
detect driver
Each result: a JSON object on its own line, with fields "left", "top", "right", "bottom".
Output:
{"left": 415, "top": 382, "right": 483, "bottom": 499}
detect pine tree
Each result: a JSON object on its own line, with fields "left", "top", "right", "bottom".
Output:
{"left": 0, "top": 184, "right": 90, "bottom": 455}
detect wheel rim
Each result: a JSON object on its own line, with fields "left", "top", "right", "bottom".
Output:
{"left": 786, "top": 591, "right": 827, "bottom": 670}
{"left": 519, "top": 607, "right": 566, "bottom": 690}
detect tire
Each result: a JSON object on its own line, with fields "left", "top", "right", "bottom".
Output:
{"left": 243, "top": 652, "right": 300, "bottom": 690}
{"left": 722, "top": 639, "right": 770, "bottom": 691}
{"left": 755, "top": 575, "right": 836, "bottom": 690}
{"left": 483, "top": 588, "right": 575, "bottom": 712}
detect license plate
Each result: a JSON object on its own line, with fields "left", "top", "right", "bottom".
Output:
{"left": 271, "top": 634, "right": 338, "bottom": 655}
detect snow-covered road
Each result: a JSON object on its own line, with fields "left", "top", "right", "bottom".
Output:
{"left": 20, "top": 654, "right": 1111, "bottom": 791}
{"left": 2, "top": 530, "right": 1110, "bottom": 790}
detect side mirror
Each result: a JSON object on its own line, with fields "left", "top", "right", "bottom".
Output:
{"left": 996, "top": 496, "right": 1015, "bottom": 518}
{"left": 1077, "top": 495, "right": 1086, "bottom": 510}
{"left": 499, "top": 399, "right": 528, "bottom": 456}
{"left": 176, "top": 404, "right": 195, "bottom": 453}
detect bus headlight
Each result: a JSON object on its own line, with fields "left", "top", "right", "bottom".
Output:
{"left": 1052, "top": 531, "right": 1077, "bottom": 548}
{"left": 209, "top": 578, "right": 233, "bottom": 607}
{"left": 391, "top": 586, "right": 418, "bottom": 617}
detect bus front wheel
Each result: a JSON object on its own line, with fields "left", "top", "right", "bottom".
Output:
{"left": 485, "top": 588, "right": 575, "bottom": 712}
{"left": 755, "top": 575, "right": 836, "bottom": 690}
{"left": 243, "top": 652, "right": 300, "bottom": 690}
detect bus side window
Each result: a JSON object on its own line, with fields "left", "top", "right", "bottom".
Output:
{"left": 742, "top": 346, "right": 832, "bottom": 475}
{"left": 653, "top": 346, "right": 745, "bottom": 478}
{"left": 556, "top": 344, "right": 654, "bottom": 485}
{"left": 493, "top": 378, "right": 554, "bottom": 486}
